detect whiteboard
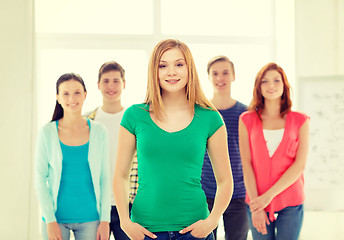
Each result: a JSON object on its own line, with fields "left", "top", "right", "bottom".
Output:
{"left": 299, "top": 76, "right": 344, "bottom": 190}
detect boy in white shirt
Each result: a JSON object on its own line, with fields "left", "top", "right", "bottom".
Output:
{"left": 85, "top": 61, "right": 135, "bottom": 239}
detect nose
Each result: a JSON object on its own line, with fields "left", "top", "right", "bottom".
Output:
{"left": 108, "top": 81, "right": 115, "bottom": 88}
{"left": 69, "top": 94, "right": 77, "bottom": 101}
{"left": 267, "top": 81, "right": 274, "bottom": 88}
{"left": 167, "top": 65, "right": 176, "bottom": 76}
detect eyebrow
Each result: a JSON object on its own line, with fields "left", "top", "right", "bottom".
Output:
{"left": 160, "top": 58, "right": 185, "bottom": 63}
{"left": 61, "top": 88, "right": 82, "bottom": 93}
{"left": 211, "top": 69, "right": 229, "bottom": 73}
{"left": 102, "top": 78, "right": 120, "bottom": 80}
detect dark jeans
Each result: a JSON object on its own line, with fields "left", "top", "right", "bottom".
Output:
{"left": 144, "top": 231, "right": 214, "bottom": 240}
{"left": 110, "top": 204, "right": 132, "bottom": 240}
{"left": 207, "top": 198, "right": 249, "bottom": 240}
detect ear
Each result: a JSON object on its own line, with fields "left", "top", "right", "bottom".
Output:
{"left": 122, "top": 80, "right": 126, "bottom": 90}
{"left": 97, "top": 81, "right": 100, "bottom": 90}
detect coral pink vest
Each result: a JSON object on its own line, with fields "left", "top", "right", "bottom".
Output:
{"left": 240, "top": 111, "right": 309, "bottom": 221}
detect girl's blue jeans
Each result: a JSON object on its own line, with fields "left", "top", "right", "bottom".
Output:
{"left": 42, "top": 220, "right": 99, "bottom": 240}
{"left": 144, "top": 231, "right": 214, "bottom": 240}
{"left": 247, "top": 204, "right": 304, "bottom": 240}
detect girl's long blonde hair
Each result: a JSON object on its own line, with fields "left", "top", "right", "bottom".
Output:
{"left": 144, "top": 39, "right": 215, "bottom": 119}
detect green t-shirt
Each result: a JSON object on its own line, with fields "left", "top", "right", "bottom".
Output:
{"left": 120, "top": 103, "right": 224, "bottom": 232}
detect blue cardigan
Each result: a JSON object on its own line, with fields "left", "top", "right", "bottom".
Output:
{"left": 34, "top": 120, "right": 111, "bottom": 223}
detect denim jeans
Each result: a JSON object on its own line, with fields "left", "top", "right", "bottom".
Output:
{"left": 207, "top": 197, "right": 249, "bottom": 240}
{"left": 110, "top": 204, "right": 131, "bottom": 239}
{"left": 42, "top": 220, "right": 99, "bottom": 240}
{"left": 144, "top": 231, "right": 214, "bottom": 240}
{"left": 247, "top": 204, "right": 304, "bottom": 240}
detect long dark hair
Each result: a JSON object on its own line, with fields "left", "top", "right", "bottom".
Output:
{"left": 51, "top": 73, "right": 87, "bottom": 121}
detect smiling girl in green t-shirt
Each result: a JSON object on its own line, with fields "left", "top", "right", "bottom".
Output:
{"left": 113, "top": 39, "right": 234, "bottom": 240}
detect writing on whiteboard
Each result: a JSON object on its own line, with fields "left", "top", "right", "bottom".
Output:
{"left": 299, "top": 77, "right": 344, "bottom": 189}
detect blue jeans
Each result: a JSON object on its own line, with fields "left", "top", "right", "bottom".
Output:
{"left": 207, "top": 197, "right": 249, "bottom": 240}
{"left": 144, "top": 231, "right": 214, "bottom": 240}
{"left": 247, "top": 204, "right": 304, "bottom": 240}
{"left": 42, "top": 220, "right": 99, "bottom": 240}
{"left": 110, "top": 204, "right": 131, "bottom": 239}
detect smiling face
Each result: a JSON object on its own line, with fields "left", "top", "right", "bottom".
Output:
{"left": 56, "top": 80, "right": 87, "bottom": 113}
{"left": 209, "top": 60, "right": 235, "bottom": 94}
{"left": 98, "top": 70, "right": 125, "bottom": 103}
{"left": 158, "top": 48, "right": 188, "bottom": 95}
{"left": 260, "top": 70, "right": 284, "bottom": 101}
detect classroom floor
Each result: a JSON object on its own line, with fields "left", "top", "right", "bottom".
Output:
{"left": 216, "top": 211, "right": 344, "bottom": 240}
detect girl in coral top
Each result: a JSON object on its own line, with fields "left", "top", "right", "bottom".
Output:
{"left": 239, "top": 63, "right": 309, "bottom": 240}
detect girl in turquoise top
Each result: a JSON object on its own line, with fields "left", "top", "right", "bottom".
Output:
{"left": 113, "top": 39, "right": 234, "bottom": 240}
{"left": 34, "top": 73, "right": 111, "bottom": 240}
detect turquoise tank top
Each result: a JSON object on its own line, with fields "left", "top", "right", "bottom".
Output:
{"left": 55, "top": 119, "right": 99, "bottom": 223}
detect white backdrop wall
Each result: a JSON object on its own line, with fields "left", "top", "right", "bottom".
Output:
{"left": 0, "top": 0, "right": 38, "bottom": 239}
{"left": 295, "top": 0, "right": 344, "bottom": 211}
{"left": 296, "top": 0, "right": 344, "bottom": 77}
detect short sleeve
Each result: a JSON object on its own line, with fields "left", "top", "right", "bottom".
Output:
{"left": 120, "top": 105, "right": 138, "bottom": 135}
{"left": 293, "top": 111, "right": 310, "bottom": 128}
{"left": 208, "top": 110, "right": 225, "bottom": 139}
{"left": 239, "top": 111, "right": 254, "bottom": 131}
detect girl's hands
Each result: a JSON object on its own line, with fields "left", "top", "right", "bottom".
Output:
{"left": 121, "top": 219, "right": 157, "bottom": 240}
{"left": 252, "top": 210, "right": 270, "bottom": 235}
{"left": 47, "top": 222, "right": 62, "bottom": 240}
{"left": 96, "top": 221, "right": 110, "bottom": 240}
{"left": 249, "top": 193, "right": 273, "bottom": 213}
{"left": 179, "top": 218, "right": 217, "bottom": 238}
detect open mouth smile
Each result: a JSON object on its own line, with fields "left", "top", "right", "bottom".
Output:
{"left": 166, "top": 79, "right": 180, "bottom": 83}
{"left": 107, "top": 91, "right": 117, "bottom": 95}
